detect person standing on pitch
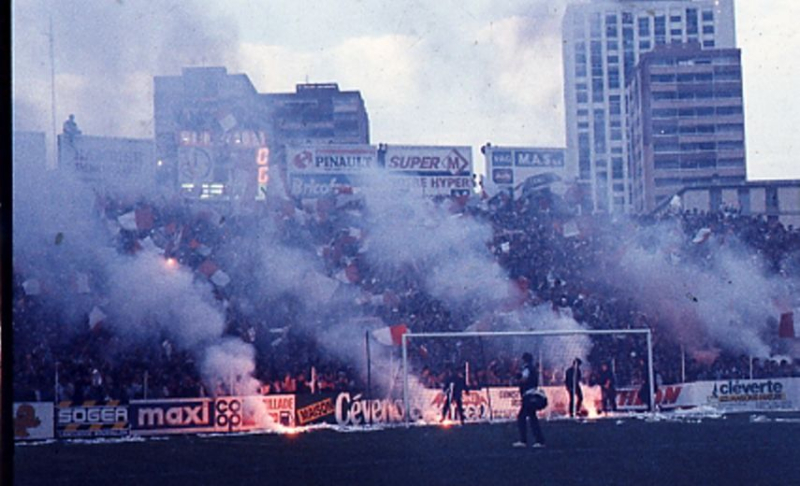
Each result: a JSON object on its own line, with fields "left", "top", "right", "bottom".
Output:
{"left": 513, "top": 352, "right": 545, "bottom": 448}
{"left": 565, "top": 358, "right": 584, "bottom": 417}
{"left": 440, "top": 365, "right": 466, "bottom": 425}
{"left": 598, "top": 361, "right": 617, "bottom": 414}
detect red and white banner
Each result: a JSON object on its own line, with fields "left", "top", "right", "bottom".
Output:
{"left": 213, "top": 395, "right": 296, "bottom": 431}
{"left": 371, "top": 324, "right": 409, "bottom": 346}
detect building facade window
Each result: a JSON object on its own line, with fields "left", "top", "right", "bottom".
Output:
{"left": 609, "top": 95, "right": 622, "bottom": 115}
{"left": 593, "top": 109, "right": 607, "bottom": 153}
{"left": 579, "top": 132, "right": 591, "bottom": 180}
{"left": 608, "top": 67, "right": 620, "bottom": 89}
{"left": 612, "top": 157, "right": 624, "bottom": 179}
{"left": 738, "top": 188, "right": 750, "bottom": 214}
{"left": 591, "top": 13, "right": 603, "bottom": 37}
{"left": 638, "top": 17, "right": 650, "bottom": 36}
{"left": 686, "top": 8, "right": 699, "bottom": 35}
{"left": 606, "top": 13, "right": 618, "bottom": 37}
{"left": 592, "top": 78, "right": 605, "bottom": 102}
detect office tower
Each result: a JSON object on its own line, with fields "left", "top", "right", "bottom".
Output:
{"left": 562, "top": 0, "right": 736, "bottom": 213}
{"left": 263, "top": 83, "right": 370, "bottom": 146}
{"left": 627, "top": 43, "right": 746, "bottom": 212}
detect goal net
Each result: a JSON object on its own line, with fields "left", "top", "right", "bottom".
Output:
{"left": 400, "top": 329, "right": 655, "bottom": 425}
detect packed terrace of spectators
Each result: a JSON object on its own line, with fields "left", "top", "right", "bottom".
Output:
{"left": 13, "top": 186, "right": 800, "bottom": 402}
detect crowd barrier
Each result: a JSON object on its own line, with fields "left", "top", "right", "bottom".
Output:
{"left": 14, "top": 377, "right": 800, "bottom": 441}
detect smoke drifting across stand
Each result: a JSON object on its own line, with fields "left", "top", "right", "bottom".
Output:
{"left": 13, "top": 155, "right": 268, "bottom": 419}
{"left": 607, "top": 217, "right": 794, "bottom": 359}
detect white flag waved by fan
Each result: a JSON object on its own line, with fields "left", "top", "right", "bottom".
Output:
{"left": 371, "top": 324, "right": 409, "bottom": 346}
{"left": 89, "top": 306, "right": 107, "bottom": 330}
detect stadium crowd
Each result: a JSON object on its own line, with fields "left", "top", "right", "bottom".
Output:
{"left": 13, "top": 183, "right": 800, "bottom": 403}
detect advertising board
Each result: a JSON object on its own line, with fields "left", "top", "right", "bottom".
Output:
{"left": 381, "top": 174, "right": 473, "bottom": 197}
{"left": 486, "top": 386, "right": 605, "bottom": 418}
{"left": 287, "top": 174, "right": 356, "bottom": 198}
{"left": 426, "top": 389, "right": 491, "bottom": 422}
{"left": 295, "top": 394, "right": 338, "bottom": 426}
{"left": 513, "top": 149, "right": 565, "bottom": 168}
{"left": 284, "top": 145, "right": 376, "bottom": 198}
{"left": 384, "top": 145, "right": 473, "bottom": 198}
{"left": 334, "top": 392, "right": 422, "bottom": 426}
{"left": 485, "top": 387, "right": 521, "bottom": 420}
{"left": 285, "top": 144, "right": 472, "bottom": 198}
{"left": 131, "top": 395, "right": 296, "bottom": 435}
{"left": 58, "top": 134, "right": 156, "bottom": 192}
{"left": 255, "top": 394, "right": 296, "bottom": 428}
{"left": 704, "top": 379, "right": 796, "bottom": 411}
{"left": 615, "top": 384, "right": 688, "bottom": 411}
{"left": 14, "top": 402, "right": 55, "bottom": 441}
{"left": 384, "top": 146, "right": 472, "bottom": 176}
{"left": 34, "top": 378, "right": 800, "bottom": 439}
{"left": 286, "top": 145, "right": 378, "bottom": 174}
{"left": 212, "top": 395, "right": 295, "bottom": 432}
{"left": 617, "top": 380, "right": 797, "bottom": 412}
{"left": 130, "top": 398, "right": 215, "bottom": 436}
{"left": 483, "top": 146, "right": 567, "bottom": 199}
{"left": 57, "top": 400, "right": 129, "bottom": 438}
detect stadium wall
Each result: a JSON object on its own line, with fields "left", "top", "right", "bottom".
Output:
{"left": 14, "top": 378, "right": 800, "bottom": 440}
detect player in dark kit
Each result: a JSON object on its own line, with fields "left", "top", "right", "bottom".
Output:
{"left": 513, "top": 352, "right": 546, "bottom": 448}
{"left": 598, "top": 362, "right": 617, "bottom": 414}
{"left": 440, "top": 366, "right": 466, "bottom": 424}
{"left": 565, "top": 358, "right": 584, "bottom": 417}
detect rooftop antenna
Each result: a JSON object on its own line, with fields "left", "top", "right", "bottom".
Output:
{"left": 47, "top": 15, "right": 57, "bottom": 170}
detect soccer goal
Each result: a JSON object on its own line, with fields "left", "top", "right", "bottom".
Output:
{"left": 400, "top": 329, "right": 655, "bottom": 425}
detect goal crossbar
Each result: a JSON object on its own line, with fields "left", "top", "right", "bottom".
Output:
{"left": 403, "top": 329, "right": 651, "bottom": 340}
{"left": 401, "top": 328, "right": 655, "bottom": 424}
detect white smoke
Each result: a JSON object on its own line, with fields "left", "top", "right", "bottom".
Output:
{"left": 201, "top": 338, "right": 262, "bottom": 396}
{"left": 499, "top": 303, "right": 593, "bottom": 373}
{"left": 359, "top": 169, "right": 516, "bottom": 317}
{"left": 607, "top": 217, "right": 789, "bottom": 358}
{"left": 13, "top": 142, "right": 266, "bottom": 399}
{"left": 104, "top": 251, "right": 226, "bottom": 348}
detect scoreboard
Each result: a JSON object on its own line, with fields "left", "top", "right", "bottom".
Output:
{"left": 177, "top": 129, "right": 269, "bottom": 202}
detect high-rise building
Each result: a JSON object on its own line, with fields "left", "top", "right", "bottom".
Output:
{"left": 627, "top": 43, "right": 746, "bottom": 213}
{"left": 562, "top": 0, "right": 736, "bottom": 213}
{"left": 263, "top": 83, "right": 370, "bottom": 146}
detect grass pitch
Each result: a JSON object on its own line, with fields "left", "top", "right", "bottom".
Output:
{"left": 14, "top": 412, "right": 800, "bottom": 485}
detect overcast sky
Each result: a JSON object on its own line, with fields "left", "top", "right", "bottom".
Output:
{"left": 12, "top": 0, "right": 799, "bottom": 179}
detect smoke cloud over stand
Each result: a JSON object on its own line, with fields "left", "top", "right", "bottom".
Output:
{"left": 592, "top": 215, "right": 794, "bottom": 359}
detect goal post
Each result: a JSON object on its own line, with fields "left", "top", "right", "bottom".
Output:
{"left": 401, "top": 329, "right": 655, "bottom": 426}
